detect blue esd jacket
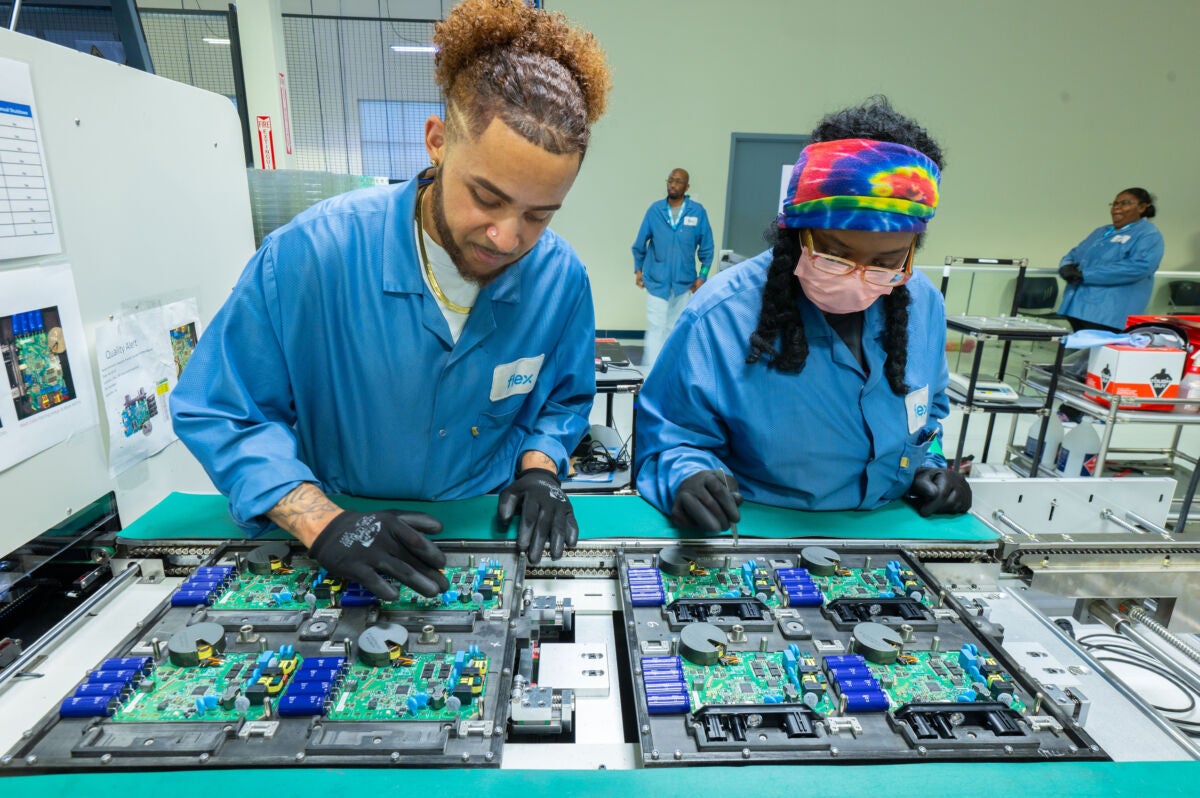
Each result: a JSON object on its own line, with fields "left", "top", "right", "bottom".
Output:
{"left": 631, "top": 197, "right": 715, "bottom": 300}
{"left": 171, "top": 178, "right": 596, "bottom": 534}
{"left": 635, "top": 249, "right": 950, "bottom": 514}
{"left": 1058, "top": 218, "right": 1164, "bottom": 329}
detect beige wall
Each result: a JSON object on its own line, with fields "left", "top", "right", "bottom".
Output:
{"left": 550, "top": 0, "right": 1200, "bottom": 330}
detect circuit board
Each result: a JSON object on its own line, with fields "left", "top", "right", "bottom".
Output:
{"left": 110, "top": 650, "right": 302, "bottom": 723}
{"left": 677, "top": 648, "right": 1025, "bottom": 715}
{"left": 657, "top": 555, "right": 932, "bottom": 610}
{"left": 202, "top": 562, "right": 505, "bottom": 612}
{"left": 120, "top": 388, "right": 157, "bottom": 436}
{"left": 325, "top": 651, "right": 489, "bottom": 721}
{"left": 170, "top": 323, "right": 198, "bottom": 377}
{"left": 812, "top": 565, "right": 935, "bottom": 606}
{"left": 13, "top": 323, "right": 72, "bottom": 415}
{"left": 623, "top": 544, "right": 1103, "bottom": 766}
{"left": 380, "top": 560, "right": 505, "bottom": 612}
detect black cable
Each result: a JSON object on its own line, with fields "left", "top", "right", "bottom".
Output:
{"left": 1079, "top": 635, "right": 1200, "bottom": 715}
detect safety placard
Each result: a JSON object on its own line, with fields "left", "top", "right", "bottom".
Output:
{"left": 256, "top": 115, "right": 276, "bottom": 170}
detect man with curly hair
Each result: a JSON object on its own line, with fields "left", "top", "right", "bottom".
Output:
{"left": 172, "top": 0, "right": 612, "bottom": 597}
{"left": 635, "top": 97, "right": 970, "bottom": 532}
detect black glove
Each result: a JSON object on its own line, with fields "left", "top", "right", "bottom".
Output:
{"left": 906, "top": 468, "right": 972, "bottom": 517}
{"left": 1060, "top": 263, "right": 1083, "bottom": 285}
{"left": 308, "top": 510, "right": 449, "bottom": 600}
{"left": 671, "top": 470, "right": 743, "bottom": 532}
{"left": 497, "top": 468, "right": 578, "bottom": 564}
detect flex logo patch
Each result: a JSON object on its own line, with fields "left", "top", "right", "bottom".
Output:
{"left": 1149, "top": 368, "right": 1173, "bottom": 398}
{"left": 904, "top": 385, "right": 930, "bottom": 435}
{"left": 491, "top": 354, "right": 545, "bottom": 401}
{"left": 340, "top": 514, "right": 380, "bottom": 548}
{"left": 1100, "top": 365, "right": 1112, "bottom": 390}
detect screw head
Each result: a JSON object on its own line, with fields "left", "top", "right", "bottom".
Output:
{"left": 461, "top": 752, "right": 471, "bottom": 762}
{"left": 100, "top": 754, "right": 113, "bottom": 765}
{"left": 830, "top": 747, "right": 840, "bottom": 758}
{"left": 292, "top": 752, "right": 303, "bottom": 762}
{"left": 199, "top": 753, "right": 211, "bottom": 764}
{"left": 1004, "top": 745, "right": 1014, "bottom": 755}
{"left": 917, "top": 745, "right": 927, "bottom": 757}
{"left": 485, "top": 751, "right": 495, "bottom": 761}
{"left": 390, "top": 752, "right": 401, "bottom": 762}
{"left": 650, "top": 749, "right": 660, "bottom": 760}
{"left": 641, "top": 724, "right": 650, "bottom": 734}
{"left": 25, "top": 755, "right": 39, "bottom": 766}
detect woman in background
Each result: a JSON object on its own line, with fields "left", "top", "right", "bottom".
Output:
{"left": 1058, "top": 188, "right": 1163, "bottom": 332}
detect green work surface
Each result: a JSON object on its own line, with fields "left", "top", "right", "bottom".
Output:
{"left": 118, "top": 492, "right": 995, "bottom": 542}
{"left": 1, "top": 762, "right": 1197, "bottom": 796}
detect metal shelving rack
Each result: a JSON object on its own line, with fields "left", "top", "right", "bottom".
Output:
{"left": 945, "top": 314, "right": 1068, "bottom": 476}
{"left": 1017, "top": 362, "right": 1200, "bottom": 530}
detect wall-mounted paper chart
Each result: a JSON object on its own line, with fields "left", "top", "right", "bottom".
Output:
{"left": 0, "top": 56, "right": 62, "bottom": 261}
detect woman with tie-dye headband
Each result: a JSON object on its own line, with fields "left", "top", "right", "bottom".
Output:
{"left": 635, "top": 96, "right": 970, "bottom": 532}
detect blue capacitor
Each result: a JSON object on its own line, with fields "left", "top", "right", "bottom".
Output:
{"left": 257, "top": 652, "right": 274, "bottom": 667}
{"left": 171, "top": 590, "right": 215, "bottom": 607}
{"left": 641, "top": 656, "right": 683, "bottom": 669}
{"left": 87, "top": 669, "right": 136, "bottom": 684}
{"left": 277, "top": 694, "right": 327, "bottom": 717}
{"left": 469, "top": 644, "right": 480, "bottom": 656}
{"left": 834, "top": 677, "right": 880, "bottom": 692}
{"left": 291, "top": 668, "right": 339, "bottom": 684}
{"left": 643, "top": 680, "right": 689, "bottom": 695}
{"left": 786, "top": 590, "right": 823, "bottom": 607}
{"left": 406, "top": 696, "right": 420, "bottom": 714}
{"left": 204, "top": 695, "right": 219, "bottom": 710}
{"left": 74, "top": 682, "right": 127, "bottom": 698}
{"left": 630, "top": 592, "right": 665, "bottom": 607}
{"left": 645, "top": 691, "right": 691, "bottom": 715}
{"left": 194, "top": 698, "right": 207, "bottom": 715}
{"left": 59, "top": 696, "right": 116, "bottom": 718}
{"left": 194, "top": 566, "right": 235, "bottom": 578}
{"left": 287, "top": 681, "right": 334, "bottom": 696}
{"left": 957, "top": 690, "right": 978, "bottom": 703}
{"left": 340, "top": 592, "right": 376, "bottom": 607}
{"left": 101, "top": 657, "right": 153, "bottom": 674}
{"left": 454, "top": 651, "right": 467, "bottom": 667}
{"left": 446, "top": 590, "right": 459, "bottom": 603}
{"left": 302, "top": 657, "right": 345, "bottom": 671}
{"left": 278, "top": 590, "right": 293, "bottom": 603}
{"left": 842, "top": 690, "right": 890, "bottom": 712}
{"left": 824, "top": 655, "right": 868, "bottom": 669}
{"left": 413, "top": 692, "right": 430, "bottom": 708}
{"left": 763, "top": 695, "right": 783, "bottom": 704}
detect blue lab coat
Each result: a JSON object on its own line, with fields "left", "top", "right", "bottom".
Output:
{"left": 171, "top": 178, "right": 596, "bottom": 534}
{"left": 635, "top": 250, "right": 949, "bottom": 514}
{"left": 631, "top": 197, "right": 715, "bottom": 300}
{"left": 1058, "top": 218, "right": 1164, "bottom": 329}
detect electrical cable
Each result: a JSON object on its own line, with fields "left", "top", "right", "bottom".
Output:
{"left": 1078, "top": 633, "right": 1200, "bottom": 716}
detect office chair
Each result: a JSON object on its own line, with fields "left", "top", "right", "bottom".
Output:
{"left": 1016, "top": 275, "right": 1060, "bottom": 318}
{"left": 1168, "top": 279, "right": 1200, "bottom": 313}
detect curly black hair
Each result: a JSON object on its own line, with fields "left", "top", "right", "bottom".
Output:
{"left": 745, "top": 96, "right": 945, "bottom": 395}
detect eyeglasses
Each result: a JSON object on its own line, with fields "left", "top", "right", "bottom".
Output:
{"left": 1109, "top": 200, "right": 1138, "bottom": 208}
{"left": 802, "top": 230, "right": 915, "bottom": 287}
{"left": 666, "top": 178, "right": 687, "bottom": 185}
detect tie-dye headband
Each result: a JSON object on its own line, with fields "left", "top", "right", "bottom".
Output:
{"left": 779, "top": 138, "right": 940, "bottom": 233}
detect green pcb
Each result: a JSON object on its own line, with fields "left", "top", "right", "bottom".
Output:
{"left": 324, "top": 652, "right": 489, "bottom": 721}
{"left": 211, "top": 570, "right": 323, "bottom": 610}
{"left": 663, "top": 565, "right": 782, "bottom": 608}
{"left": 812, "top": 566, "right": 935, "bottom": 606}
{"left": 380, "top": 562, "right": 505, "bottom": 612}
{"left": 681, "top": 649, "right": 1024, "bottom": 715}
{"left": 682, "top": 652, "right": 793, "bottom": 708}
{"left": 16, "top": 331, "right": 71, "bottom": 413}
{"left": 110, "top": 652, "right": 300, "bottom": 723}
{"left": 866, "top": 652, "right": 1027, "bottom": 712}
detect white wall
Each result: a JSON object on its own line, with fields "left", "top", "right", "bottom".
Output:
{"left": 550, "top": 0, "right": 1200, "bottom": 330}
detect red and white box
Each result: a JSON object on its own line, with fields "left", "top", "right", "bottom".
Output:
{"left": 1085, "top": 344, "right": 1186, "bottom": 412}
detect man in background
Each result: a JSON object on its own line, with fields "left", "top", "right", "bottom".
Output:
{"left": 632, "top": 168, "right": 714, "bottom": 367}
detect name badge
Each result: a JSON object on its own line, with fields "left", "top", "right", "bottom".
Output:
{"left": 905, "top": 385, "right": 930, "bottom": 435}
{"left": 683, "top": 216, "right": 699, "bottom": 227}
{"left": 1111, "top": 234, "right": 1130, "bottom": 244}
{"left": 490, "top": 354, "right": 545, "bottom": 401}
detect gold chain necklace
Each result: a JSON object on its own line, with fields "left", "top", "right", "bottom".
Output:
{"left": 416, "top": 186, "right": 473, "bottom": 314}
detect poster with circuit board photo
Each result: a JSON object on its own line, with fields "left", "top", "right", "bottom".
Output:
{"left": 0, "top": 262, "right": 98, "bottom": 471}
{"left": 95, "top": 298, "right": 201, "bottom": 477}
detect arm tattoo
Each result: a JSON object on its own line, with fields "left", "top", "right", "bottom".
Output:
{"left": 267, "top": 483, "right": 341, "bottom": 545}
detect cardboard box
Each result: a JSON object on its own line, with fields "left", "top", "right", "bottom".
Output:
{"left": 1085, "top": 344, "right": 1186, "bottom": 412}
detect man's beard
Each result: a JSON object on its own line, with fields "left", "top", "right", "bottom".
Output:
{"left": 429, "top": 180, "right": 513, "bottom": 288}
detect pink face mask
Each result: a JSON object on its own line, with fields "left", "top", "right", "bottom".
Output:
{"left": 794, "top": 246, "right": 896, "bottom": 314}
